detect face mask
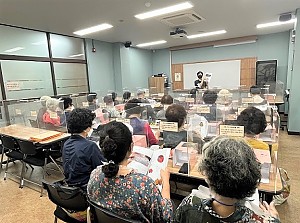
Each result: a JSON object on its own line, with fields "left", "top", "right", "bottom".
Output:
{"left": 95, "top": 99, "right": 99, "bottom": 105}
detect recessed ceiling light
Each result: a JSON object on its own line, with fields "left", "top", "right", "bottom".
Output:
{"left": 4, "top": 47, "right": 25, "bottom": 53}
{"left": 135, "top": 2, "right": 193, "bottom": 20}
{"left": 31, "top": 41, "right": 47, "bottom": 45}
{"left": 136, "top": 40, "right": 167, "bottom": 47}
{"left": 187, "top": 30, "right": 227, "bottom": 39}
{"left": 69, "top": 53, "right": 84, "bottom": 58}
{"left": 256, "top": 19, "right": 296, "bottom": 29}
{"left": 73, "top": 23, "right": 113, "bottom": 36}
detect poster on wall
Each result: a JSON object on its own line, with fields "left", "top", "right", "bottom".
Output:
{"left": 256, "top": 60, "right": 277, "bottom": 92}
{"left": 6, "top": 81, "right": 21, "bottom": 91}
{"left": 174, "top": 73, "right": 182, "bottom": 82}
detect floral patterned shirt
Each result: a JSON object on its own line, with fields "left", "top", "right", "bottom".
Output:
{"left": 175, "top": 195, "right": 280, "bottom": 223}
{"left": 87, "top": 166, "right": 173, "bottom": 223}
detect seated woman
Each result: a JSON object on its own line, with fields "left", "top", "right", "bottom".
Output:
{"left": 164, "top": 104, "right": 203, "bottom": 151}
{"left": 103, "top": 95, "right": 120, "bottom": 118}
{"left": 125, "top": 98, "right": 159, "bottom": 145}
{"left": 37, "top": 95, "right": 51, "bottom": 128}
{"left": 42, "top": 98, "right": 61, "bottom": 129}
{"left": 156, "top": 95, "right": 173, "bottom": 120}
{"left": 237, "top": 107, "right": 269, "bottom": 150}
{"left": 250, "top": 85, "right": 268, "bottom": 111}
{"left": 175, "top": 136, "right": 280, "bottom": 223}
{"left": 201, "top": 90, "right": 218, "bottom": 122}
{"left": 60, "top": 97, "right": 74, "bottom": 126}
{"left": 123, "top": 91, "right": 131, "bottom": 103}
{"left": 62, "top": 108, "right": 105, "bottom": 189}
{"left": 88, "top": 121, "right": 173, "bottom": 222}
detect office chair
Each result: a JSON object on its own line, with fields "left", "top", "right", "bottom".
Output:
{"left": 17, "top": 139, "right": 50, "bottom": 196}
{"left": 1, "top": 135, "right": 23, "bottom": 177}
{"left": 88, "top": 199, "right": 141, "bottom": 223}
{"left": 42, "top": 180, "right": 88, "bottom": 223}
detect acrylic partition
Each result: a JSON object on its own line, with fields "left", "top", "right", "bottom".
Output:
{"left": 123, "top": 105, "right": 150, "bottom": 148}
{"left": 0, "top": 99, "right": 67, "bottom": 135}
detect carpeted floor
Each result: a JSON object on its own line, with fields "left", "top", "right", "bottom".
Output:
{"left": 0, "top": 130, "right": 299, "bottom": 223}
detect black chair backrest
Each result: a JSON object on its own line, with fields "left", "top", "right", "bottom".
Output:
{"left": 88, "top": 200, "right": 140, "bottom": 223}
{"left": 1, "top": 135, "right": 17, "bottom": 150}
{"left": 43, "top": 181, "right": 88, "bottom": 211}
{"left": 16, "top": 139, "right": 38, "bottom": 156}
{"left": 29, "top": 119, "right": 38, "bottom": 128}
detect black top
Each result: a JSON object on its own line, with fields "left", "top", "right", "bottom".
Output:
{"left": 62, "top": 135, "right": 105, "bottom": 188}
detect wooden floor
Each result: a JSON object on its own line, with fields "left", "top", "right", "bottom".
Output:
{"left": 0, "top": 130, "right": 299, "bottom": 223}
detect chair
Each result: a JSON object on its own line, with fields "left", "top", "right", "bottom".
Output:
{"left": 42, "top": 181, "right": 88, "bottom": 223}
{"left": 88, "top": 199, "right": 140, "bottom": 223}
{"left": 0, "top": 143, "right": 8, "bottom": 168}
{"left": 16, "top": 139, "right": 49, "bottom": 196}
{"left": 29, "top": 119, "right": 38, "bottom": 128}
{"left": 1, "top": 135, "right": 23, "bottom": 176}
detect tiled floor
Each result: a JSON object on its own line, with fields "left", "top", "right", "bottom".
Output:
{"left": 0, "top": 130, "right": 299, "bottom": 223}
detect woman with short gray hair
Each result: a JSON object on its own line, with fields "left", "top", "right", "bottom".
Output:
{"left": 175, "top": 136, "right": 280, "bottom": 223}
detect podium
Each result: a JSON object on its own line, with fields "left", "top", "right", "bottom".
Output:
{"left": 148, "top": 77, "right": 164, "bottom": 95}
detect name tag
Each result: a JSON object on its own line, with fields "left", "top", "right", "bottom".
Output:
{"left": 160, "top": 121, "right": 178, "bottom": 132}
{"left": 219, "top": 125, "right": 244, "bottom": 137}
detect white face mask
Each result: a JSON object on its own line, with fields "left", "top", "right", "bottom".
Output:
{"left": 95, "top": 99, "right": 99, "bottom": 105}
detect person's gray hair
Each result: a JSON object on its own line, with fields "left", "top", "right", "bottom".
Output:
{"left": 46, "top": 98, "right": 60, "bottom": 112}
{"left": 200, "top": 136, "right": 261, "bottom": 200}
{"left": 40, "top": 96, "right": 51, "bottom": 107}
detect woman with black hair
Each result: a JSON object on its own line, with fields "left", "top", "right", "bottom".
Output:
{"left": 237, "top": 107, "right": 269, "bottom": 150}
{"left": 125, "top": 98, "right": 159, "bottom": 145}
{"left": 87, "top": 121, "right": 173, "bottom": 222}
{"left": 62, "top": 108, "right": 105, "bottom": 189}
{"left": 175, "top": 136, "right": 280, "bottom": 223}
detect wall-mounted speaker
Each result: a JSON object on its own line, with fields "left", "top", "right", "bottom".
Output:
{"left": 279, "top": 13, "right": 292, "bottom": 22}
{"left": 124, "top": 41, "right": 132, "bottom": 48}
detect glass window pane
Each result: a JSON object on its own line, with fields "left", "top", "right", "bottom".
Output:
{"left": 0, "top": 25, "right": 49, "bottom": 57}
{"left": 54, "top": 63, "right": 88, "bottom": 94}
{"left": 1, "top": 60, "right": 54, "bottom": 99}
{"left": 50, "top": 34, "right": 85, "bottom": 60}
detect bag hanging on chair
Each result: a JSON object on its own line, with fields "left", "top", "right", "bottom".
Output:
{"left": 273, "top": 168, "right": 290, "bottom": 205}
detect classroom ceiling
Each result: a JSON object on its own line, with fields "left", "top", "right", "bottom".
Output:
{"left": 0, "top": 0, "right": 300, "bottom": 49}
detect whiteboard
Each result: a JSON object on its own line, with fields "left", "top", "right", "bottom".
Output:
{"left": 183, "top": 60, "right": 241, "bottom": 89}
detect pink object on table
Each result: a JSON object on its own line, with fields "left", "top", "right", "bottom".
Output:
{"left": 132, "top": 135, "right": 147, "bottom": 148}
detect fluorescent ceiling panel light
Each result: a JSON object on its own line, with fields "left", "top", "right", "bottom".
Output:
{"left": 187, "top": 30, "right": 226, "bottom": 39}
{"left": 135, "top": 2, "right": 193, "bottom": 20}
{"left": 69, "top": 53, "right": 84, "bottom": 58}
{"left": 214, "top": 40, "right": 256, "bottom": 48}
{"left": 256, "top": 18, "right": 296, "bottom": 29}
{"left": 136, "top": 40, "right": 167, "bottom": 47}
{"left": 73, "top": 23, "right": 113, "bottom": 36}
{"left": 4, "top": 47, "right": 25, "bottom": 53}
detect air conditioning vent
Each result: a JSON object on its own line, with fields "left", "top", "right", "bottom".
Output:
{"left": 159, "top": 11, "right": 205, "bottom": 27}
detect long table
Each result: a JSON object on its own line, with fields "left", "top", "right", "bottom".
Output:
{"left": 167, "top": 154, "right": 283, "bottom": 202}
{"left": 0, "top": 124, "right": 70, "bottom": 145}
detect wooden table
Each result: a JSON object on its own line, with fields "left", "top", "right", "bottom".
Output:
{"left": 0, "top": 124, "right": 70, "bottom": 145}
{"left": 168, "top": 154, "right": 283, "bottom": 201}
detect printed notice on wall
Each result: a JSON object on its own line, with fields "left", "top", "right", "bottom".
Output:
{"left": 6, "top": 81, "right": 21, "bottom": 91}
{"left": 219, "top": 125, "right": 244, "bottom": 137}
{"left": 15, "top": 109, "right": 22, "bottom": 115}
{"left": 196, "top": 106, "right": 210, "bottom": 114}
{"left": 159, "top": 121, "right": 178, "bottom": 132}
{"left": 30, "top": 111, "right": 37, "bottom": 117}
{"left": 174, "top": 73, "right": 182, "bottom": 82}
